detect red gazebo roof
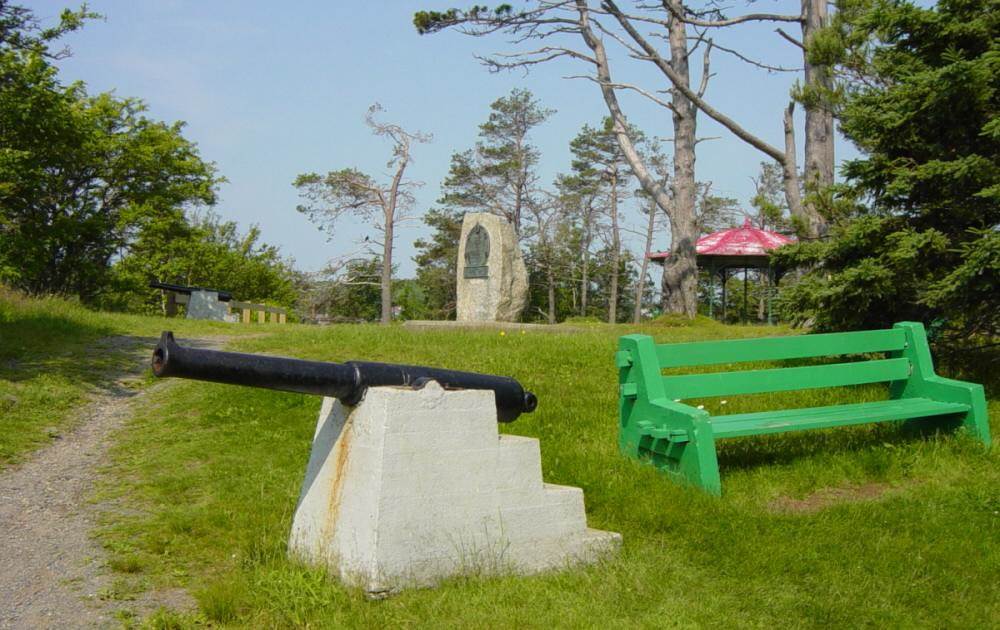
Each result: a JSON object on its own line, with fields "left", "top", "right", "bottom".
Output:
{"left": 648, "top": 218, "right": 795, "bottom": 262}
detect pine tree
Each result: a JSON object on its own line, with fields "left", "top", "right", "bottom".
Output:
{"left": 439, "top": 88, "right": 553, "bottom": 235}
{"left": 775, "top": 0, "right": 999, "bottom": 340}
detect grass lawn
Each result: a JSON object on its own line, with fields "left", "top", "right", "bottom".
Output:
{"left": 76, "top": 315, "right": 999, "bottom": 628}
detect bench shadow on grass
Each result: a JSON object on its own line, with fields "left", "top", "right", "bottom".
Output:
{"left": 715, "top": 417, "right": 972, "bottom": 473}
{"left": 708, "top": 349, "right": 997, "bottom": 475}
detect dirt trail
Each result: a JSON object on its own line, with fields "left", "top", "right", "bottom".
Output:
{"left": 0, "top": 335, "right": 227, "bottom": 629}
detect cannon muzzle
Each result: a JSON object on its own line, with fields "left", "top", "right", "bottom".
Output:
{"left": 152, "top": 332, "right": 537, "bottom": 422}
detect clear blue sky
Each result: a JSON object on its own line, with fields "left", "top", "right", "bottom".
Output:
{"left": 27, "top": 0, "right": 859, "bottom": 278}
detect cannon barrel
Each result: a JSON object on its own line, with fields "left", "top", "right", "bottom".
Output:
{"left": 151, "top": 332, "right": 537, "bottom": 423}
{"left": 149, "top": 281, "right": 233, "bottom": 302}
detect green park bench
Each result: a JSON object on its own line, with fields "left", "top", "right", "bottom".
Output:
{"left": 616, "top": 322, "right": 991, "bottom": 495}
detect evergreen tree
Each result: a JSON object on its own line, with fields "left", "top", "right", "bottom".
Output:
{"left": 568, "top": 118, "right": 638, "bottom": 323}
{"left": 440, "top": 88, "right": 553, "bottom": 235}
{"left": 775, "top": 0, "right": 999, "bottom": 340}
{"left": 412, "top": 208, "right": 463, "bottom": 319}
{"left": 749, "top": 162, "right": 794, "bottom": 233}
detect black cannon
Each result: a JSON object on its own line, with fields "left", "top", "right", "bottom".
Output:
{"left": 149, "top": 281, "right": 234, "bottom": 302}
{"left": 151, "top": 332, "right": 537, "bottom": 422}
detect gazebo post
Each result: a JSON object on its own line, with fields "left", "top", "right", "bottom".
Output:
{"left": 721, "top": 267, "right": 728, "bottom": 322}
{"left": 767, "top": 264, "right": 774, "bottom": 325}
{"left": 707, "top": 261, "right": 715, "bottom": 319}
{"left": 742, "top": 267, "right": 749, "bottom": 324}
{"left": 645, "top": 219, "right": 795, "bottom": 326}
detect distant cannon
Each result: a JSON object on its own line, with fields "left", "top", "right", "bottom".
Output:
{"left": 150, "top": 281, "right": 233, "bottom": 321}
{"left": 150, "top": 282, "right": 286, "bottom": 323}
{"left": 149, "top": 281, "right": 233, "bottom": 302}
{"left": 151, "top": 331, "right": 538, "bottom": 422}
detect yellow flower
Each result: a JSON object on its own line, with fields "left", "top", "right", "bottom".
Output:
{"left": 500, "top": 331, "right": 506, "bottom": 336}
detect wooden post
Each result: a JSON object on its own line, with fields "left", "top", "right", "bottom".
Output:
{"left": 242, "top": 308, "right": 251, "bottom": 324}
{"left": 279, "top": 312, "right": 286, "bottom": 324}
{"left": 257, "top": 309, "right": 265, "bottom": 324}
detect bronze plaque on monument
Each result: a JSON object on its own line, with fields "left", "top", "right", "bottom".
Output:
{"left": 463, "top": 224, "right": 490, "bottom": 279}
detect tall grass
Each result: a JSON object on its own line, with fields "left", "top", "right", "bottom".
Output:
{"left": 0, "top": 288, "right": 273, "bottom": 466}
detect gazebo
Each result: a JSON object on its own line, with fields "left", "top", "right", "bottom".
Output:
{"left": 648, "top": 219, "right": 795, "bottom": 324}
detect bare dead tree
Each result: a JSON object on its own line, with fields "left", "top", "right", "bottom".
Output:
{"left": 415, "top": 0, "right": 709, "bottom": 316}
{"left": 579, "top": 192, "right": 599, "bottom": 316}
{"left": 594, "top": 0, "right": 817, "bottom": 236}
{"left": 294, "top": 103, "right": 430, "bottom": 324}
{"left": 611, "top": 0, "right": 834, "bottom": 235}
{"left": 418, "top": 2, "right": 829, "bottom": 238}
{"left": 630, "top": 143, "right": 670, "bottom": 322}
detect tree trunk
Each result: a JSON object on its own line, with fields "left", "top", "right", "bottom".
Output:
{"left": 801, "top": 0, "right": 834, "bottom": 236}
{"left": 513, "top": 133, "right": 526, "bottom": 235}
{"left": 575, "top": 3, "right": 694, "bottom": 315}
{"left": 546, "top": 263, "right": 556, "bottom": 324}
{"left": 608, "top": 170, "right": 620, "bottom": 324}
{"left": 633, "top": 201, "right": 657, "bottom": 323}
{"left": 782, "top": 103, "right": 807, "bottom": 232}
{"left": 662, "top": 3, "right": 699, "bottom": 318}
{"left": 603, "top": 0, "right": 820, "bottom": 241}
{"left": 380, "top": 209, "right": 393, "bottom": 325}
{"left": 580, "top": 216, "right": 591, "bottom": 316}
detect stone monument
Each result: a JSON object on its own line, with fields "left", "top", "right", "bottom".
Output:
{"left": 185, "top": 290, "right": 229, "bottom": 322}
{"left": 456, "top": 212, "right": 528, "bottom": 322}
{"left": 288, "top": 382, "right": 620, "bottom": 595}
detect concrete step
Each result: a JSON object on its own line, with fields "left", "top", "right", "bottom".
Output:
{"left": 499, "top": 483, "right": 588, "bottom": 543}
{"left": 495, "top": 435, "right": 544, "bottom": 497}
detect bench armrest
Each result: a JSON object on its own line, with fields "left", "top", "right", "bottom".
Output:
{"left": 635, "top": 397, "right": 709, "bottom": 442}
{"left": 649, "top": 397, "right": 704, "bottom": 418}
{"left": 892, "top": 322, "right": 991, "bottom": 445}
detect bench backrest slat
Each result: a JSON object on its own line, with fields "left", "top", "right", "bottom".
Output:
{"left": 655, "top": 329, "right": 906, "bottom": 369}
{"left": 661, "top": 358, "right": 910, "bottom": 399}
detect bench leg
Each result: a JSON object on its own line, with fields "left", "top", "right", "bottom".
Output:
{"left": 892, "top": 322, "right": 991, "bottom": 446}
{"left": 963, "top": 385, "right": 991, "bottom": 446}
{"left": 930, "top": 380, "right": 990, "bottom": 446}
{"left": 893, "top": 378, "right": 991, "bottom": 446}
{"left": 638, "top": 421, "right": 723, "bottom": 496}
{"left": 677, "top": 425, "right": 723, "bottom": 496}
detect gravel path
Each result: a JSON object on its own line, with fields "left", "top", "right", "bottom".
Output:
{"left": 0, "top": 335, "right": 225, "bottom": 629}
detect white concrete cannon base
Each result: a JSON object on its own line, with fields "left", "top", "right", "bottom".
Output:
{"left": 287, "top": 382, "right": 620, "bottom": 595}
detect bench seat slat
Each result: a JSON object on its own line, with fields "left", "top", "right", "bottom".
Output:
{"left": 710, "top": 398, "right": 970, "bottom": 439}
{"left": 655, "top": 328, "right": 906, "bottom": 369}
{"left": 662, "top": 358, "right": 910, "bottom": 399}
